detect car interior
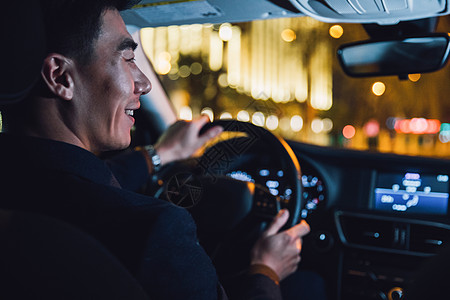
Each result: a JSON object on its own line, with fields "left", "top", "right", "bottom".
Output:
{"left": 0, "top": 209, "right": 149, "bottom": 300}
{"left": 4, "top": 0, "right": 450, "bottom": 299}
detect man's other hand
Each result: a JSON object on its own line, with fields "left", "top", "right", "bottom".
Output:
{"left": 250, "top": 209, "right": 310, "bottom": 281}
{"left": 154, "top": 116, "right": 223, "bottom": 166}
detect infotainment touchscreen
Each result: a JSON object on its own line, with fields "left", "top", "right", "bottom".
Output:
{"left": 373, "top": 172, "right": 449, "bottom": 215}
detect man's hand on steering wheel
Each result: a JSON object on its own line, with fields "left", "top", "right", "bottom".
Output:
{"left": 250, "top": 209, "right": 311, "bottom": 281}
{"left": 154, "top": 116, "right": 223, "bottom": 166}
{"left": 147, "top": 119, "right": 308, "bottom": 284}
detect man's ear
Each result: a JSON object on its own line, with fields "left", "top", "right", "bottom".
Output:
{"left": 41, "top": 54, "right": 75, "bottom": 100}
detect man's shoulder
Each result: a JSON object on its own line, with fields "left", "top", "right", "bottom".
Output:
{"left": 0, "top": 155, "right": 190, "bottom": 230}
{"left": 48, "top": 174, "right": 191, "bottom": 222}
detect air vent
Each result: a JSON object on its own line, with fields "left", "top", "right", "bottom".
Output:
{"left": 339, "top": 215, "right": 395, "bottom": 249}
{"left": 410, "top": 223, "right": 450, "bottom": 254}
{"left": 336, "top": 211, "right": 450, "bottom": 256}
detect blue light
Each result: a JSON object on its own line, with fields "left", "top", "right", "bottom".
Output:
{"left": 266, "top": 180, "right": 280, "bottom": 188}
{"left": 405, "top": 173, "right": 420, "bottom": 180}
{"left": 270, "top": 189, "right": 279, "bottom": 196}
{"left": 302, "top": 175, "right": 309, "bottom": 186}
{"left": 277, "top": 170, "right": 284, "bottom": 177}
{"left": 259, "top": 169, "right": 270, "bottom": 177}
{"left": 227, "top": 171, "right": 254, "bottom": 182}
{"left": 437, "top": 174, "right": 449, "bottom": 183}
{"left": 441, "top": 123, "right": 450, "bottom": 132}
{"left": 301, "top": 209, "right": 308, "bottom": 218}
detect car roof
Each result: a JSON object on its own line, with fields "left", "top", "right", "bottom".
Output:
{"left": 121, "top": 0, "right": 450, "bottom": 27}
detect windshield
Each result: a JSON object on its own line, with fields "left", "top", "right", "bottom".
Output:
{"left": 8, "top": 16, "right": 447, "bottom": 158}
{"left": 140, "top": 15, "right": 450, "bottom": 158}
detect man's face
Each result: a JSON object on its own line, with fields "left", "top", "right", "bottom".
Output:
{"left": 72, "top": 9, "right": 151, "bottom": 153}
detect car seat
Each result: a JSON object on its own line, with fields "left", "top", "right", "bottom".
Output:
{"left": 0, "top": 209, "right": 149, "bottom": 299}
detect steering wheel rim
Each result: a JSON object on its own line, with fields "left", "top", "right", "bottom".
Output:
{"left": 149, "top": 120, "right": 304, "bottom": 279}
{"left": 151, "top": 119, "right": 303, "bottom": 228}
{"left": 198, "top": 119, "right": 303, "bottom": 227}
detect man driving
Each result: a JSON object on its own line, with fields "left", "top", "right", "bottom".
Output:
{"left": 0, "top": 0, "right": 310, "bottom": 299}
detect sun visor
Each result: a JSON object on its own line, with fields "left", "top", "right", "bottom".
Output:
{"left": 121, "top": 0, "right": 305, "bottom": 27}
{"left": 288, "top": 0, "right": 448, "bottom": 24}
{"left": 0, "top": 2, "right": 46, "bottom": 104}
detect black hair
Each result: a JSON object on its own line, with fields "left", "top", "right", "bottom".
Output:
{"left": 40, "top": 0, "right": 140, "bottom": 65}
{"left": 0, "top": 0, "right": 140, "bottom": 131}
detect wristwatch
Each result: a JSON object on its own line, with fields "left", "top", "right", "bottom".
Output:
{"left": 143, "top": 145, "right": 162, "bottom": 172}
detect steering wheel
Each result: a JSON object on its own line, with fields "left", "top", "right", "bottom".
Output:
{"left": 149, "top": 120, "right": 303, "bottom": 278}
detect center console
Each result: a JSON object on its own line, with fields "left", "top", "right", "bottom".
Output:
{"left": 335, "top": 171, "right": 450, "bottom": 299}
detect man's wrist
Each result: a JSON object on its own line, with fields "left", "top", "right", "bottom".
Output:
{"left": 248, "top": 264, "right": 280, "bottom": 285}
{"left": 136, "top": 145, "right": 162, "bottom": 173}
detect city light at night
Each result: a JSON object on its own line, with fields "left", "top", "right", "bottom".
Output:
{"left": 372, "top": 82, "right": 386, "bottom": 96}
{"left": 138, "top": 16, "right": 450, "bottom": 158}
{"left": 281, "top": 28, "right": 296, "bottom": 42}
{"left": 394, "top": 118, "right": 441, "bottom": 134}
{"left": 290, "top": 116, "right": 303, "bottom": 132}
{"left": 201, "top": 107, "right": 214, "bottom": 121}
{"left": 329, "top": 25, "right": 343, "bottom": 39}
{"left": 237, "top": 110, "right": 250, "bottom": 122}
{"left": 179, "top": 106, "right": 193, "bottom": 121}
{"left": 343, "top": 125, "right": 356, "bottom": 139}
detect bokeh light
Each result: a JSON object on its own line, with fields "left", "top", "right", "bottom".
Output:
{"left": 266, "top": 115, "right": 279, "bottom": 130}
{"left": 363, "top": 119, "right": 380, "bottom": 137}
{"left": 290, "top": 115, "right": 303, "bottom": 132}
{"left": 218, "top": 73, "right": 228, "bottom": 88}
{"left": 190, "top": 62, "right": 203, "bottom": 75}
{"left": 201, "top": 107, "right": 214, "bottom": 121}
{"left": 178, "top": 65, "right": 191, "bottom": 78}
{"left": 394, "top": 118, "right": 441, "bottom": 134}
{"left": 440, "top": 123, "right": 450, "bottom": 143}
{"left": 322, "top": 118, "right": 333, "bottom": 133}
{"left": 408, "top": 74, "right": 421, "bottom": 82}
{"left": 311, "top": 118, "right": 324, "bottom": 133}
{"left": 329, "top": 25, "right": 343, "bottom": 39}
{"left": 237, "top": 110, "right": 250, "bottom": 122}
{"left": 179, "top": 106, "right": 193, "bottom": 121}
{"left": 427, "top": 120, "right": 441, "bottom": 134}
{"left": 439, "top": 132, "right": 450, "bottom": 143}
{"left": 343, "top": 125, "right": 356, "bottom": 139}
{"left": 372, "top": 82, "right": 386, "bottom": 96}
{"left": 219, "top": 23, "right": 233, "bottom": 41}
{"left": 156, "top": 61, "right": 171, "bottom": 75}
{"left": 220, "top": 112, "right": 232, "bottom": 119}
{"left": 281, "top": 29, "right": 296, "bottom": 42}
{"left": 409, "top": 118, "right": 428, "bottom": 134}
{"left": 386, "top": 117, "right": 398, "bottom": 130}
{"left": 156, "top": 52, "right": 172, "bottom": 75}
{"left": 252, "top": 112, "right": 265, "bottom": 127}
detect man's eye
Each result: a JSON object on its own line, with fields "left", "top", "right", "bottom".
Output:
{"left": 127, "top": 57, "right": 136, "bottom": 62}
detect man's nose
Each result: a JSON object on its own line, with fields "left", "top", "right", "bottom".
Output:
{"left": 135, "top": 68, "right": 152, "bottom": 95}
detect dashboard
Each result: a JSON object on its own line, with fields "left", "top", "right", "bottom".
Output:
{"left": 290, "top": 141, "right": 450, "bottom": 300}
{"left": 227, "top": 159, "right": 327, "bottom": 219}
{"left": 372, "top": 171, "right": 449, "bottom": 215}
{"left": 223, "top": 140, "right": 450, "bottom": 300}
{"left": 146, "top": 124, "right": 450, "bottom": 300}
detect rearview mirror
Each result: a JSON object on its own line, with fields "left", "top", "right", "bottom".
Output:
{"left": 337, "top": 34, "right": 450, "bottom": 78}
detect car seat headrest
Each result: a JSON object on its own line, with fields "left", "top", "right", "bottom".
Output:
{"left": 0, "top": 1, "right": 46, "bottom": 104}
